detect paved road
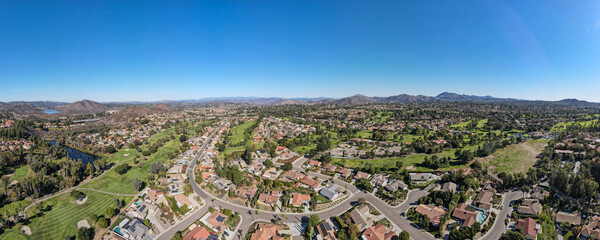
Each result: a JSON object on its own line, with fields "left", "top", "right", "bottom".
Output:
{"left": 479, "top": 190, "right": 522, "bottom": 240}
{"left": 157, "top": 124, "right": 509, "bottom": 240}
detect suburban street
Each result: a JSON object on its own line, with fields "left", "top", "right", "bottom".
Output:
{"left": 156, "top": 127, "right": 514, "bottom": 240}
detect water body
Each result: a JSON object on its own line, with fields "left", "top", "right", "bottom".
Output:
{"left": 44, "top": 109, "right": 60, "bottom": 114}
{"left": 49, "top": 141, "right": 100, "bottom": 166}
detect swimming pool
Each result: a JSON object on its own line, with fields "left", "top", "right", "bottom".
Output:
{"left": 113, "top": 227, "right": 123, "bottom": 236}
{"left": 476, "top": 212, "right": 486, "bottom": 222}
{"left": 135, "top": 200, "right": 142, "bottom": 205}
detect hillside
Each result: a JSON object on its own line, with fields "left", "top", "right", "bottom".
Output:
{"left": 0, "top": 103, "right": 43, "bottom": 115}
{"left": 56, "top": 100, "right": 106, "bottom": 114}
{"left": 104, "top": 104, "right": 172, "bottom": 123}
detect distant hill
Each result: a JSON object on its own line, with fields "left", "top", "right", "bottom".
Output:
{"left": 104, "top": 104, "right": 172, "bottom": 123}
{"left": 0, "top": 103, "right": 43, "bottom": 115}
{"left": 57, "top": 100, "right": 107, "bottom": 114}
{"left": 332, "top": 94, "right": 377, "bottom": 105}
{"left": 435, "top": 92, "right": 521, "bottom": 102}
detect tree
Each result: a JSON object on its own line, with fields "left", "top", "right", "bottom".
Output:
{"left": 105, "top": 207, "right": 117, "bottom": 218}
{"left": 2, "top": 175, "right": 10, "bottom": 195}
{"left": 179, "top": 134, "right": 188, "bottom": 142}
{"left": 85, "top": 162, "right": 94, "bottom": 177}
{"left": 398, "top": 231, "right": 410, "bottom": 240}
{"left": 77, "top": 227, "right": 95, "bottom": 240}
{"left": 149, "top": 162, "right": 166, "bottom": 174}
{"left": 283, "top": 162, "right": 293, "bottom": 171}
{"left": 132, "top": 178, "right": 143, "bottom": 191}
{"left": 499, "top": 231, "right": 525, "bottom": 240}
{"left": 357, "top": 198, "right": 366, "bottom": 205}
{"left": 97, "top": 217, "right": 109, "bottom": 228}
{"left": 104, "top": 146, "right": 116, "bottom": 154}
{"left": 307, "top": 214, "right": 321, "bottom": 237}
{"left": 264, "top": 159, "right": 273, "bottom": 168}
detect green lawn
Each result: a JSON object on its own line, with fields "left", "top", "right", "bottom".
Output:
{"left": 10, "top": 189, "right": 133, "bottom": 240}
{"left": 0, "top": 229, "right": 29, "bottom": 240}
{"left": 332, "top": 149, "right": 467, "bottom": 172}
{"left": 230, "top": 120, "right": 257, "bottom": 145}
{"left": 81, "top": 139, "right": 178, "bottom": 194}
{"left": 355, "top": 130, "right": 372, "bottom": 139}
{"left": 0, "top": 165, "right": 33, "bottom": 188}
{"left": 148, "top": 127, "right": 174, "bottom": 144}
{"left": 479, "top": 139, "right": 549, "bottom": 174}
{"left": 476, "top": 119, "right": 488, "bottom": 128}
{"left": 0, "top": 199, "right": 31, "bottom": 217}
{"left": 551, "top": 119, "right": 599, "bottom": 132}
{"left": 450, "top": 120, "right": 471, "bottom": 129}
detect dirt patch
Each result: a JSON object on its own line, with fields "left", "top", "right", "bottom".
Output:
{"left": 478, "top": 139, "right": 549, "bottom": 174}
{"left": 77, "top": 219, "right": 90, "bottom": 229}
{"left": 19, "top": 226, "right": 31, "bottom": 235}
{"left": 76, "top": 195, "right": 88, "bottom": 205}
{"left": 405, "top": 165, "right": 416, "bottom": 171}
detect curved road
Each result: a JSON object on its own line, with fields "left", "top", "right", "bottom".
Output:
{"left": 156, "top": 124, "right": 512, "bottom": 240}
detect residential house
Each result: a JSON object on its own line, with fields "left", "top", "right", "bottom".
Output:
{"left": 337, "top": 167, "right": 353, "bottom": 179}
{"left": 258, "top": 193, "right": 279, "bottom": 205}
{"left": 289, "top": 193, "right": 311, "bottom": 207}
{"left": 518, "top": 199, "right": 542, "bottom": 216}
{"left": 354, "top": 172, "right": 371, "bottom": 181}
{"left": 474, "top": 191, "right": 494, "bottom": 210}
{"left": 322, "top": 164, "right": 337, "bottom": 173}
{"left": 174, "top": 194, "right": 194, "bottom": 209}
{"left": 316, "top": 222, "right": 337, "bottom": 240}
{"left": 515, "top": 218, "right": 537, "bottom": 240}
{"left": 320, "top": 185, "right": 342, "bottom": 201}
{"left": 250, "top": 223, "right": 284, "bottom": 240}
{"left": 581, "top": 216, "right": 600, "bottom": 239}
{"left": 214, "top": 178, "right": 232, "bottom": 191}
{"left": 409, "top": 173, "right": 436, "bottom": 183}
{"left": 350, "top": 205, "right": 372, "bottom": 231}
{"left": 440, "top": 182, "right": 457, "bottom": 192}
{"left": 183, "top": 226, "right": 218, "bottom": 240}
{"left": 361, "top": 224, "right": 395, "bottom": 240}
{"left": 307, "top": 160, "right": 321, "bottom": 168}
{"left": 236, "top": 186, "right": 258, "bottom": 200}
{"left": 451, "top": 203, "right": 478, "bottom": 228}
{"left": 205, "top": 211, "right": 229, "bottom": 232}
{"left": 114, "top": 218, "right": 154, "bottom": 240}
{"left": 262, "top": 167, "right": 282, "bottom": 180}
{"left": 385, "top": 180, "right": 407, "bottom": 192}
{"left": 280, "top": 170, "right": 305, "bottom": 182}
{"left": 415, "top": 204, "right": 446, "bottom": 226}
{"left": 370, "top": 174, "right": 387, "bottom": 188}
{"left": 555, "top": 211, "right": 581, "bottom": 226}
{"left": 298, "top": 176, "right": 323, "bottom": 191}
{"left": 247, "top": 162, "right": 266, "bottom": 176}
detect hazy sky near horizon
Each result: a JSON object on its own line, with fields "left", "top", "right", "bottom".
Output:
{"left": 1, "top": 0, "right": 600, "bottom": 102}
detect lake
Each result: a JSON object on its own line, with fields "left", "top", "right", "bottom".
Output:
{"left": 44, "top": 109, "right": 60, "bottom": 114}
{"left": 49, "top": 141, "right": 100, "bottom": 166}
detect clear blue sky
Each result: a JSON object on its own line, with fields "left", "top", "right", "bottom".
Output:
{"left": 1, "top": 0, "right": 600, "bottom": 102}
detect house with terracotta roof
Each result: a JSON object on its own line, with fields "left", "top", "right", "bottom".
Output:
{"left": 174, "top": 194, "right": 194, "bottom": 209}
{"left": 258, "top": 193, "right": 279, "bottom": 205}
{"left": 361, "top": 224, "right": 395, "bottom": 240}
{"left": 289, "top": 193, "right": 311, "bottom": 207}
{"left": 307, "top": 160, "right": 321, "bottom": 168}
{"left": 205, "top": 211, "right": 229, "bottom": 232}
{"left": 451, "top": 203, "right": 478, "bottom": 228}
{"left": 581, "top": 216, "right": 600, "bottom": 239}
{"left": 250, "top": 223, "right": 284, "bottom": 240}
{"left": 297, "top": 176, "right": 323, "bottom": 191}
{"left": 337, "top": 167, "right": 353, "bottom": 179}
{"left": 183, "top": 226, "right": 218, "bottom": 240}
{"left": 415, "top": 204, "right": 446, "bottom": 226}
{"left": 514, "top": 218, "right": 537, "bottom": 240}
{"left": 354, "top": 172, "right": 371, "bottom": 181}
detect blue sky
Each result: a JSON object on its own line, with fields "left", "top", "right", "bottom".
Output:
{"left": 1, "top": 0, "right": 600, "bottom": 102}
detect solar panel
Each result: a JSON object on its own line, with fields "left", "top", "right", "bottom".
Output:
{"left": 139, "top": 205, "right": 146, "bottom": 212}
{"left": 216, "top": 216, "right": 225, "bottom": 222}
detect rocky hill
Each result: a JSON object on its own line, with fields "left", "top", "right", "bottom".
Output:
{"left": 57, "top": 100, "right": 107, "bottom": 114}
{"left": 0, "top": 103, "right": 43, "bottom": 115}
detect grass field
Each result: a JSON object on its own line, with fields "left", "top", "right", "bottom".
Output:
{"left": 479, "top": 139, "right": 549, "bottom": 174}
{"left": 81, "top": 139, "right": 178, "bottom": 194}
{"left": 476, "top": 119, "right": 488, "bottom": 128}
{"left": 230, "top": 120, "right": 257, "bottom": 145}
{"left": 0, "top": 199, "right": 31, "bottom": 217}
{"left": 18, "top": 189, "right": 132, "bottom": 240}
{"left": 551, "top": 120, "right": 598, "bottom": 132}
{"left": 0, "top": 229, "right": 29, "bottom": 240}
{"left": 148, "top": 127, "right": 173, "bottom": 144}
{"left": 0, "top": 165, "right": 33, "bottom": 188}
{"left": 450, "top": 120, "right": 471, "bottom": 129}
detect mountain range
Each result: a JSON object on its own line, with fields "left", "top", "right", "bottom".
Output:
{"left": 0, "top": 92, "right": 597, "bottom": 116}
